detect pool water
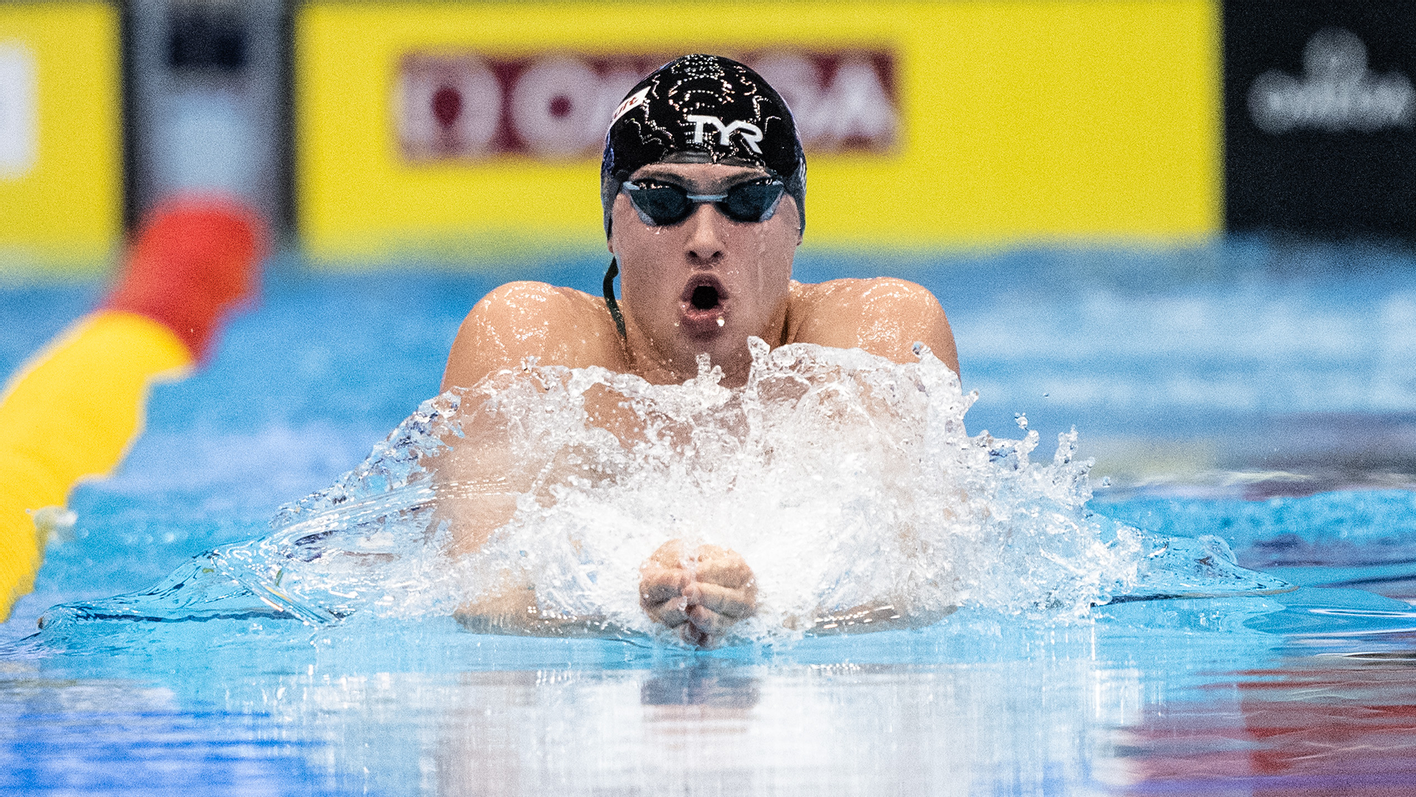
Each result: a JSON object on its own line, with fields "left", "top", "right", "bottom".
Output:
{"left": 4, "top": 242, "right": 1416, "bottom": 795}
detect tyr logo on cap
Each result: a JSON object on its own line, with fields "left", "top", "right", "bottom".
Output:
{"left": 686, "top": 114, "right": 765, "bottom": 154}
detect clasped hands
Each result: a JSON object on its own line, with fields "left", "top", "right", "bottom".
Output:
{"left": 638, "top": 539, "right": 757, "bottom": 647}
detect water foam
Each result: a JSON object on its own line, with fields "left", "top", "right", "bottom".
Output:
{"left": 38, "top": 340, "right": 1289, "bottom": 644}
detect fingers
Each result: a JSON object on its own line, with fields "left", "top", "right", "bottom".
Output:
{"left": 686, "top": 604, "right": 741, "bottom": 637}
{"left": 646, "top": 539, "right": 689, "bottom": 568}
{"left": 642, "top": 582, "right": 752, "bottom": 646}
{"left": 679, "top": 622, "right": 710, "bottom": 647}
{"left": 684, "top": 581, "right": 756, "bottom": 620}
{"left": 639, "top": 539, "right": 759, "bottom": 647}
{"left": 646, "top": 595, "right": 690, "bottom": 629}
{"left": 639, "top": 566, "right": 689, "bottom": 607}
{"left": 640, "top": 564, "right": 691, "bottom": 628}
{"left": 645, "top": 542, "right": 752, "bottom": 587}
{"left": 692, "top": 548, "right": 755, "bottom": 590}
{"left": 695, "top": 567, "right": 753, "bottom": 591}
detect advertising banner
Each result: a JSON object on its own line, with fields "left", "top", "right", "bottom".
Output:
{"left": 1224, "top": 0, "right": 1416, "bottom": 240}
{"left": 297, "top": 1, "right": 1221, "bottom": 265}
{"left": 395, "top": 51, "right": 897, "bottom": 163}
{"left": 0, "top": 2, "right": 121, "bottom": 271}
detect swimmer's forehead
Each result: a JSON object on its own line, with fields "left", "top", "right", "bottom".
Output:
{"left": 630, "top": 159, "right": 773, "bottom": 188}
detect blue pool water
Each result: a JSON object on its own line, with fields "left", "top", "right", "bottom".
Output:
{"left": 4, "top": 242, "right": 1416, "bottom": 795}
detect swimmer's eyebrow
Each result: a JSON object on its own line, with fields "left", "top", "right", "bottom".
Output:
{"left": 631, "top": 166, "right": 771, "bottom": 193}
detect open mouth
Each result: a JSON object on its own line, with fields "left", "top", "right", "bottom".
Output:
{"left": 680, "top": 275, "right": 729, "bottom": 335}
{"left": 690, "top": 284, "right": 720, "bottom": 310}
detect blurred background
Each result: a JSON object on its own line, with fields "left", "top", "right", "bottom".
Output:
{"left": 1, "top": 0, "right": 1414, "bottom": 491}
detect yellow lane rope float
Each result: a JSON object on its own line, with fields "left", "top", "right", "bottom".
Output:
{"left": 0, "top": 197, "right": 263, "bottom": 622}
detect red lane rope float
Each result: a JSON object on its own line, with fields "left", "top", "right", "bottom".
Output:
{"left": 0, "top": 196, "right": 264, "bottom": 621}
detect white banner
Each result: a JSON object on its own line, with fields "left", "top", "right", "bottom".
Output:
{"left": 0, "top": 42, "right": 36, "bottom": 180}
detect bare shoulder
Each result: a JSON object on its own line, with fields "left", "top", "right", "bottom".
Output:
{"left": 441, "top": 281, "right": 624, "bottom": 391}
{"left": 787, "top": 277, "right": 959, "bottom": 375}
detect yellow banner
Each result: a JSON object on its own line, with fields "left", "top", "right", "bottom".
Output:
{"left": 0, "top": 3, "right": 121, "bottom": 274}
{"left": 298, "top": 1, "right": 1220, "bottom": 264}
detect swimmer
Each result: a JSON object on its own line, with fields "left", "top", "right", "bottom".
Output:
{"left": 441, "top": 55, "right": 958, "bottom": 646}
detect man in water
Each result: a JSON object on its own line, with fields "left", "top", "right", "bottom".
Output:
{"left": 440, "top": 54, "right": 958, "bottom": 646}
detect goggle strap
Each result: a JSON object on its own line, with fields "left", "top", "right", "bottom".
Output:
{"left": 603, "top": 257, "right": 627, "bottom": 340}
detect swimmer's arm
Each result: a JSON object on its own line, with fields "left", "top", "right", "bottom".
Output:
{"left": 441, "top": 281, "right": 618, "bottom": 392}
{"left": 789, "top": 278, "right": 960, "bottom": 377}
{"left": 437, "top": 285, "right": 633, "bottom": 632}
{"left": 454, "top": 585, "right": 629, "bottom": 638}
{"left": 429, "top": 379, "right": 528, "bottom": 558}
{"left": 792, "top": 602, "right": 958, "bottom": 635}
{"left": 439, "top": 429, "right": 622, "bottom": 636}
{"left": 437, "top": 282, "right": 622, "bottom": 557}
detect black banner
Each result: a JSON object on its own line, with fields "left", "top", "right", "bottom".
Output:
{"left": 1224, "top": 1, "right": 1416, "bottom": 240}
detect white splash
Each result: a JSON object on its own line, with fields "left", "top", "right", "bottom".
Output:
{"left": 41, "top": 339, "right": 1290, "bottom": 643}
{"left": 373, "top": 338, "right": 1141, "bottom": 638}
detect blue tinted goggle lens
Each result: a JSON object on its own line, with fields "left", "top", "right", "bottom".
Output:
{"left": 623, "top": 180, "right": 785, "bottom": 225}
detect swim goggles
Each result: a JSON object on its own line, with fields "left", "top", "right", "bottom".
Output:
{"left": 622, "top": 178, "right": 785, "bottom": 226}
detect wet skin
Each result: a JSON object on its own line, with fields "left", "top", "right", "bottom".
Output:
{"left": 441, "top": 162, "right": 960, "bottom": 645}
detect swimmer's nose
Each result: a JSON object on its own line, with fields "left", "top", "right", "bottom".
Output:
{"left": 683, "top": 203, "right": 726, "bottom": 264}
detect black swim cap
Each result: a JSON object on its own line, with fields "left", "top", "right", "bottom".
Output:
{"left": 601, "top": 54, "right": 806, "bottom": 235}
